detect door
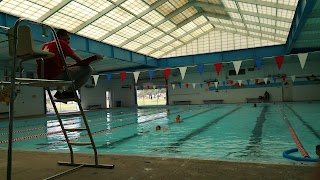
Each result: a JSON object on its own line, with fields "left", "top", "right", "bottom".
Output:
{"left": 282, "top": 81, "right": 293, "bottom": 102}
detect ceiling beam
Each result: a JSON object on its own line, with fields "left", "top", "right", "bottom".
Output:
{"left": 38, "top": 0, "right": 73, "bottom": 22}
{"left": 235, "top": 0, "right": 297, "bottom": 11}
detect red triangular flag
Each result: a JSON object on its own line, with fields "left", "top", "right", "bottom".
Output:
{"left": 165, "top": 85, "right": 168, "bottom": 90}
{"left": 164, "top": 68, "right": 171, "bottom": 80}
{"left": 186, "top": 84, "right": 189, "bottom": 88}
{"left": 229, "top": 80, "right": 233, "bottom": 85}
{"left": 129, "top": 85, "right": 132, "bottom": 90}
{"left": 120, "top": 72, "right": 126, "bottom": 82}
{"left": 255, "top": 79, "right": 259, "bottom": 84}
{"left": 214, "top": 63, "right": 222, "bottom": 75}
{"left": 275, "top": 55, "right": 284, "bottom": 70}
{"left": 282, "top": 75, "right": 286, "bottom": 82}
{"left": 207, "top": 82, "right": 210, "bottom": 87}
{"left": 147, "top": 85, "right": 150, "bottom": 89}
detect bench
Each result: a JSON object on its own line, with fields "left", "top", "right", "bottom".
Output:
{"left": 87, "top": 105, "right": 101, "bottom": 110}
{"left": 246, "top": 98, "right": 263, "bottom": 103}
{"left": 173, "top": 101, "right": 191, "bottom": 105}
{"left": 203, "top": 100, "right": 223, "bottom": 104}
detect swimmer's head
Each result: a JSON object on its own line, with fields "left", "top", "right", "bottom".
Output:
{"left": 156, "top": 125, "right": 161, "bottom": 131}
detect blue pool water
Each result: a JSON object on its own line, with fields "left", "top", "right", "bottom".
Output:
{"left": 0, "top": 102, "right": 319, "bottom": 165}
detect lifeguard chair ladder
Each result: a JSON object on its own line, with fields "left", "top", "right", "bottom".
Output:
{"left": 2, "top": 18, "right": 114, "bottom": 180}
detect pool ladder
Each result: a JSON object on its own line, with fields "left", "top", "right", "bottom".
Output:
{"left": 4, "top": 18, "right": 114, "bottom": 180}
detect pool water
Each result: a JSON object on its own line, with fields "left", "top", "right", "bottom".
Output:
{"left": 0, "top": 102, "right": 319, "bottom": 164}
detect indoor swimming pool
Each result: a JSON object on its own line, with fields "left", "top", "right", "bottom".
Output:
{"left": 0, "top": 102, "right": 319, "bottom": 165}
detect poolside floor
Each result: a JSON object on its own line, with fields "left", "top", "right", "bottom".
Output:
{"left": 0, "top": 150, "right": 318, "bottom": 180}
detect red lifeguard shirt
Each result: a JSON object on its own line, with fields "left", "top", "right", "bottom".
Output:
{"left": 37, "top": 39, "right": 74, "bottom": 79}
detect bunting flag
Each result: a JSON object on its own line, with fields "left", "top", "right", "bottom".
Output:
{"left": 135, "top": 86, "right": 138, "bottom": 90}
{"left": 153, "top": 85, "right": 156, "bottom": 89}
{"left": 179, "top": 67, "right": 187, "bottom": 80}
{"left": 159, "top": 85, "right": 162, "bottom": 89}
{"left": 246, "top": 79, "right": 250, "bottom": 85}
{"left": 200, "top": 83, "right": 203, "bottom": 88}
{"left": 197, "top": 64, "right": 204, "bottom": 75}
{"left": 120, "top": 72, "right": 126, "bottom": 82}
{"left": 133, "top": 71, "right": 140, "bottom": 83}
{"left": 275, "top": 55, "right": 284, "bottom": 70}
{"left": 164, "top": 68, "right": 170, "bottom": 80}
{"left": 297, "top": 53, "right": 308, "bottom": 69}
{"left": 255, "top": 58, "right": 262, "bottom": 70}
{"left": 207, "top": 82, "right": 210, "bottom": 87}
{"left": 148, "top": 70, "right": 154, "bottom": 80}
{"left": 107, "top": 74, "right": 112, "bottom": 81}
{"left": 255, "top": 79, "right": 259, "bottom": 84}
{"left": 214, "top": 82, "right": 218, "bottom": 89}
{"left": 186, "top": 84, "right": 189, "bottom": 88}
{"left": 291, "top": 75, "right": 296, "bottom": 82}
{"left": 214, "top": 63, "right": 222, "bottom": 75}
{"left": 147, "top": 85, "right": 150, "bottom": 89}
{"left": 178, "top": 83, "right": 182, "bottom": 89}
{"left": 233, "top": 60, "right": 242, "bottom": 75}
{"left": 92, "top": 75, "right": 99, "bottom": 86}
{"left": 263, "top": 78, "right": 268, "bottom": 84}
{"left": 172, "top": 84, "right": 175, "bottom": 89}
{"left": 129, "top": 85, "right": 132, "bottom": 90}
{"left": 238, "top": 80, "right": 242, "bottom": 86}
{"left": 192, "top": 83, "right": 196, "bottom": 89}
{"left": 229, "top": 80, "right": 233, "bottom": 85}
{"left": 141, "top": 85, "right": 144, "bottom": 90}
{"left": 222, "top": 81, "right": 226, "bottom": 86}
{"left": 282, "top": 75, "right": 286, "bottom": 82}
{"left": 165, "top": 85, "right": 168, "bottom": 90}
{"left": 272, "top": 76, "right": 277, "bottom": 83}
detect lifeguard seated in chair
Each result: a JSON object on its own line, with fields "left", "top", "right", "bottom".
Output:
{"left": 36, "top": 29, "right": 103, "bottom": 100}
{"left": 258, "top": 91, "right": 270, "bottom": 102}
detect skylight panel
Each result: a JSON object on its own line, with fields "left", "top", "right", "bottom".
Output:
{"left": 238, "top": 2, "right": 257, "bottom": 13}
{"left": 261, "top": 27, "right": 275, "bottom": 33}
{"left": 181, "top": 22, "right": 197, "bottom": 32}
{"left": 193, "top": 16, "right": 207, "bottom": 26}
{"left": 221, "top": 0, "right": 237, "bottom": 9}
{"left": 237, "top": 29, "right": 247, "bottom": 33}
{"left": 129, "top": 19, "right": 151, "bottom": 31}
{"left": 121, "top": 0, "right": 149, "bottom": 16}
{"left": 276, "top": 21, "right": 291, "bottom": 28}
{"left": 170, "top": 28, "right": 186, "bottom": 38}
{"left": 92, "top": 15, "right": 122, "bottom": 31}
{"left": 44, "top": 13, "right": 83, "bottom": 31}
{"left": 191, "top": 28, "right": 204, "bottom": 37}
{"left": 277, "top": 9, "right": 294, "bottom": 19}
{"left": 229, "top": 12, "right": 241, "bottom": 19}
{"left": 201, "top": 24, "right": 213, "bottom": 32}
{"left": 144, "top": 0, "right": 159, "bottom": 5}
{"left": 0, "top": 0, "right": 50, "bottom": 21}
{"left": 259, "top": 18, "right": 276, "bottom": 26}
{"left": 260, "top": 0, "right": 277, "bottom": 3}
{"left": 198, "top": 0, "right": 221, "bottom": 4}
{"left": 243, "top": 15, "right": 259, "bottom": 22}
{"left": 106, "top": 7, "right": 134, "bottom": 24}
{"left": 207, "top": 17, "right": 220, "bottom": 22}
{"left": 142, "top": 10, "right": 165, "bottom": 25}
{"left": 29, "top": 0, "right": 62, "bottom": 9}
{"left": 158, "top": 21, "right": 176, "bottom": 32}
{"left": 225, "top": 27, "right": 236, "bottom": 31}
{"left": 149, "top": 40, "right": 165, "bottom": 48}
{"left": 159, "top": 35, "right": 175, "bottom": 43}
{"left": 76, "top": 0, "right": 112, "bottom": 12}
{"left": 161, "top": 45, "right": 175, "bottom": 52}
{"left": 103, "top": 34, "right": 128, "bottom": 45}
{"left": 278, "top": 0, "right": 298, "bottom": 6}
{"left": 171, "top": 40, "right": 183, "bottom": 47}
{"left": 151, "top": 51, "right": 165, "bottom": 58}
{"left": 123, "top": 41, "right": 143, "bottom": 50}
{"left": 232, "top": 22, "right": 245, "bottom": 27}
{"left": 135, "top": 34, "right": 154, "bottom": 43}
{"left": 169, "top": 0, "right": 188, "bottom": 9}
{"left": 171, "top": 13, "right": 187, "bottom": 24}
{"left": 274, "top": 37, "right": 287, "bottom": 42}
{"left": 59, "top": 1, "right": 98, "bottom": 22}
{"left": 247, "top": 24, "right": 260, "bottom": 30}
{"left": 77, "top": 25, "right": 108, "bottom": 40}
{"left": 276, "top": 29, "right": 288, "bottom": 36}
{"left": 257, "top": 5, "right": 276, "bottom": 16}
{"left": 138, "top": 46, "right": 155, "bottom": 54}
{"left": 116, "top": 26, "right": 140, "bottom": 38}
{"left": 262, "top": 34, "right": 274, "bottom": 39}
{"left": 249, "top": 31, "right": 261, "bottom": 36}
{"left": 182, "top": 7, "right": 197, "bottom": 19}
{"left": 146, "top": 28, "right": 164, "bottom": 38}
{"left": 180, "top": 34, "right": 193, "bottom": 42}
{"left": 220, "top": 19, "right": 233, "bottom": 25}
{"left": 214, "top": 25, "right": 225, "bottom": 29}
{"left": 157, "top": 1, "right": 176, "bottom": 16}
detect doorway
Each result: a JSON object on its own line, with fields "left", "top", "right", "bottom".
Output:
{"left": 46, "top": 90, "right": 79, "bottom": 114}
{"left": 106, "top": 91, "right": 111, "bottom": 108}
{"left": 136, "top": 88, "right": 166, "bottom": 106}
{"left": 282, "top": 81, "right": 293, "bottom": 102}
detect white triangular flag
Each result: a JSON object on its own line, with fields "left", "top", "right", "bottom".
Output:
{"left": 133, "top": 71, "right": 140, "bottom": 83}
{"left": 153, "top": 85, "right": 156, "bottom": 89}
{"left": 135, "top": 86, "right": 138, "bottom": 90}
{"left": 92, "top": 75, "right": 99, "bottom": 86}
{"left": 233, "top": 61, "right": 242, "bottom": 75}
{"left": 172, "top": 84, "right": 175, "bottom": 89}
{"left": 263, "top": 78, "right": 268, "bottom": 84}
{"left": 192, "top": 83, "right": 196, "bottom": 89}
{"left": 214, "top": 82, "right": 218, "bottom": 89}
{"left": 0, "top": 85, "right": 3, "bottom": 90}
{"left": 238, "top": 80, "right": 242, "bottom": 86}
{"left": 179, "top": 67, "right": 187, "bottom": 80}
{"left": 297, "top": 53, "right": 308, "bottom": 69}
{"left": 291, "top": 75, "right": 296, "bottom": 82}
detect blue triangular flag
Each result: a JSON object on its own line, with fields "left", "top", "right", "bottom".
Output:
{"left": 148, "top": 70, "right": 154, "bottom": 80}
{"left": 200, "top": 83, "right": 203, "bottom": 88}
{"left": 107, "top": 74, "right": 112, "bottom": 81}
{"left": 141, "top": 86, "right": 144, "bottom": 90}
{"left": 159, "top": 85, "right": 162, "bottom": 89}
{"left": 179, "top": 84, "right": 182, "bottom": 88}
{"left": 272, "top": 77, "right": 277, "bottom": 83}
{"left": 222, "top": 81, "right": 226, "bottom": 86}
{"left": 246, "top": 79, "right": 250, "bottom": 85}
{"left": 255, "top": 58, "right": 262, "bottom": 70}
{"left": 197, "top": 65, "right": 204, "bottom": 75}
